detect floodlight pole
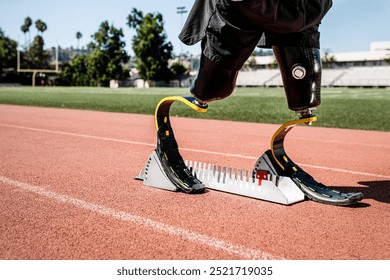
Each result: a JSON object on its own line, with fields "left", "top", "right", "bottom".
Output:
{"left": 17, "top": 50, "right": 20, "bottom": 72}
{"left": 176, "top": 6, "right": 188, "bottom": 63}
{"left": 55, "top": 45, "right": 59, "bottom": 72}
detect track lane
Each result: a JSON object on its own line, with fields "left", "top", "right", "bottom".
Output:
{"left": 0, "top": 105, "right": 389, "bottom": 260}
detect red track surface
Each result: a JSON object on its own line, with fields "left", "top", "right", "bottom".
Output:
{"left": 0, "top": 104, "right": 389, "bottom": 260}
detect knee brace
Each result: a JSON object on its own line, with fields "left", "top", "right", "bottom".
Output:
{"left": 273, "top": 46, "right": 322, "bottom": 117}
{"left": 190, "top": 54, "right": 239, "bottom": 103}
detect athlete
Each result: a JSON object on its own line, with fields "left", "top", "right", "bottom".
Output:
{"left": 155, "top": 0, "right": 363, "bottom": 205}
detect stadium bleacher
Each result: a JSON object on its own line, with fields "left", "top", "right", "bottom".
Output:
{"left": 330, "top": 66, "right": 390, "bottom": 87}
{"left": 236, "top": 66, "right": 390, "bottom": 88}
{"left": 235, "top": 69, "right": 279, "bottom": 87}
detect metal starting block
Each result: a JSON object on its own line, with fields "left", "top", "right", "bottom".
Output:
{"left": 136, "top": 150, "right": 305, "bottom": 205}
{"left": 134, "top": 95, "right": 305, "bottom": 205}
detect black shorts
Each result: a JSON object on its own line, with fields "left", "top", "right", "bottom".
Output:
{"left": 179, "top": 0, "right": 332, "bottom": 70}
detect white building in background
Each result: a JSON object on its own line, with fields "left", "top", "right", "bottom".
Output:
{"left": 252, "top": 41, "right": 390, "bottom": 68}
{"left": 329, "top": 41, "right": 390, "bottom": 67}
{"left": 370, "top": 41, "right": 390, "bottom": 52}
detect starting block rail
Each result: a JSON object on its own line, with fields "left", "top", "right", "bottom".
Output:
{"left": 136, "top": 150, "right": 305, "bottom": 205}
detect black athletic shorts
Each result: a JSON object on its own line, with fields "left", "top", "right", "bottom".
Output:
{"left": 179, "top": 0, "right": 333, "bottom": 70}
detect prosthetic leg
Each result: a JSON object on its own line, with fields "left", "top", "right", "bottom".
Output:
{"left": 251, "top": 46, "right": 364, "bottom": 205}
{"left": 135, "top": 48, "right": 363, "bottom": 206}
{"left": 136, "top": 95, "right": 305, "bottom": 205}
{"left": 190, "top": 54, "right": 238, "bottom": 102}
{"left": 136, "top": 96, "right": 208, "bottom": 194}
{"left": 252, "top": 116, "right": 363, "bottom": 206}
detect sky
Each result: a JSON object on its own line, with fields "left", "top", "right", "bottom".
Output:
{"left": 0, "top": 0, "right": 389, "bottom": 56}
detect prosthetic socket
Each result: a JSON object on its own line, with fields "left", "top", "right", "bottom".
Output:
{"left": 273, "top": 46, "right": 322, "bottom": 117}
{"left": 190, "top": 55, "right": 239, "bottom": 103}
{"left": 191, "top": 47, "right": 322, "bottom": 118}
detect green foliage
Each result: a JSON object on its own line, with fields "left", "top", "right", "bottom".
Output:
{"left": 322, "top": 49, "right": 337, "bottom": 69}
{"left": 170, "top": 62, "right": 187, "bottom": 76}
{"left": 76, "top": 32, "right": 82, "bottom": 40}
{"left": 90, "top": 21, "right": 129, "bottom": 86}
{"left": 61, "top": 55, "right": 91, "bottom": 86}
{"left": 27, "top": 35, "right": 50, "bottom": 69}
{"left": 20, "top": 17, "right": 33, "bottom": 48}
{"left": 35, "top": 19, "right": 47, "bottom": 35}
{"left": 18, "top": 18, "right": 50, "bottom": 70}
{"left": 0, "top": 28, "right": 17, "bottom": 73}
{"left": 127, "top": 8, "right": 173, "bottom": 82}
{"left": 242, "top": 52, "right": 258, "bottom": 70}
{"left": 60, "top": 21, "right": 129, "bottom": 86}
{"left": 22, "top": 17, "right": 33, "bottom": 30}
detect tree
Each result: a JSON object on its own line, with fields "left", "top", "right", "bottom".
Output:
{"left": 61, "top": 21, "right": 129, "bottom": 86}
{"left": 322, "top": 49, "right": 337, "bottom": 69}
{"left": 20, "top": 17, "right": 32, "bottom": 48}
{"left": 76, "top": 31, "right": 82, "bottom": 54}
{"left": 61, "top": 55, "right": 90, "bottom": 86}
{"left": 0, "top": 28, "right": 17, "bottom": 74}
{"left": 127, "top": 8, "right": 173, "bottom": 83}
{"left": 28, "top": 35, "right": 50, "bottom": 69}
{"left": 170, "top": 62, "right": 187, "bottom": 76}
{"left": 170, "top": 62, "right": 187, "bottom": 87}
{"left": 242, "top": 51, "right": 258, "bottom": 71}
{"left": 35, "top": 19, "right": 47, "bottom": 36}
{"left": 18, "top": 18, "right": 50, "bottom": 70}
{"left": 89, "top": 21, "right": 129, "bottom": 86}
{"left": 27, "top": 19, "right": 49, "bottom": 69}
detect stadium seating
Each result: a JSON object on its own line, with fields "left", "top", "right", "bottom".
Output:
{"left": 235, "top": 69, "right": 280, "bottom": 87}
{"left": 236, "top": 66, "right": 390, "bottom": 87}
{"left": 330, "top": 66, "right": 390, "bottom": 87}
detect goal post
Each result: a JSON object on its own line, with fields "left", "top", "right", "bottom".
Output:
{"left": 17, "top": 47, "right": 61, "bottom": 87}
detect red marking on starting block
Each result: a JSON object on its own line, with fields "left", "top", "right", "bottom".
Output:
{"left": 256, "top": 170, "right": 268, "bottom": 186}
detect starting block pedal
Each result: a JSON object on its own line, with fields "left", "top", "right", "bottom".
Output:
{"left": 135, "top": 150, "right": 178, "bottom": 192}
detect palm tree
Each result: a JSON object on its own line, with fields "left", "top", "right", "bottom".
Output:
{"left": 20, "top": 17, "right": 32, "bottom": 48}
{"left": 21, "top": 24, "right": 28, "bottom": 48}
{"left": 76, "top": 31, "right": 82, "bottom": 55}
{"left": 35, "top": 19, "right": 47, "bottom": 36}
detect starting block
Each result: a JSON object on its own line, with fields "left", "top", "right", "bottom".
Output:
{"left": 136, "top": 150, "right": 305, "bottom": 205}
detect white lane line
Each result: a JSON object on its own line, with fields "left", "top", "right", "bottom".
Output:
{"left": 0, "top": 123, "right": 156, "bottom": 147}
{"left": 1, "top": 123, "right": 389, "bottom": 180}
{"left": 0, "top": 175, "right": 281, "bottom": 260}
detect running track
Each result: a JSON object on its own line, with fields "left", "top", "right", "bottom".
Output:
{"left": 0, "top": 105, "right": 389, "bottom": 260}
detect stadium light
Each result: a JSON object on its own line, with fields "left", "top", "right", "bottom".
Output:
{"left": 176, "top": 6, "right": 188, "bottom": 62}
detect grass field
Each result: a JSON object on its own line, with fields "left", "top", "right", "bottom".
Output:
{"left": 0, "top": 86, "right": 389, "bottom": 131}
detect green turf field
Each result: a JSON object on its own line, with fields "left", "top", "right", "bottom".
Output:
{"left": 0, "top": 86, "right": 389, "bottom": 131}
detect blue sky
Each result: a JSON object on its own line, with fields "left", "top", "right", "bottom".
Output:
{"left": 0, "top": 0, "right": 389, "bottom": 56}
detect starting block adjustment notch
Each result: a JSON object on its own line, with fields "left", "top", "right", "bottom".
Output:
{"left": 187, "top": 159, "right": 305, "bottom": 205}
